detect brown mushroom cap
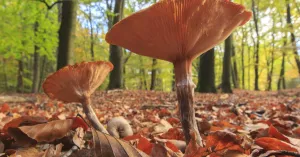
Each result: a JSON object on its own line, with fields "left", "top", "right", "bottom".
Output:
{"left": 43, "top": 61, "right": 113, "bottom": 103}
{"left": 105, "top": 0, "right": 252, "bottom": 62}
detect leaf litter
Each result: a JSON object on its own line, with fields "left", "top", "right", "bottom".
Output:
{"left": 0, "top": 89, "right": 300, "bottom": 156}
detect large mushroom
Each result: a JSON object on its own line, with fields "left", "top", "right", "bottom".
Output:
{"left": 105, "top": 0, "right": 252, "bottom": 145}
{"left": 42, "top": 61, "right": 113, "bottom": 134}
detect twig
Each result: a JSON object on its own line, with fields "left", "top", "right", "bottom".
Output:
{"left": 36, "top": 0, "right": 64, "bottom": 10}
{"left": 258, "top": 150, "right": 300, "bottom": 157}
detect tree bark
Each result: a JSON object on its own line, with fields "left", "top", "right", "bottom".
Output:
{"left": 56, "top": 0, "right": 77, "bottom": 70}
{"left": 16, "top": 59, "right": 24, "bottom": 93}
{"left": 221, "top": 35, "right": 233, "bottom": 93}
{"left": 231, "top": 45, "right": 239, "bottom": 88}
{"left": 32, "top": 22, "right": 40, "bottom": 93}
{"left": 150, "top": 59, "right": 157, "bottom": 90}
{"left": 252, "top": 0, "right": 260, "bottom": 91}
{"left": 278, "top": 52, "right": 286, "bottom": 90}
{"left": 267, "top": 15, "right": 276, "bottom": 91}
{"left": 196, "top": 48, "right": 216, "bottom": 93}
{"left": 278, "top": 33, "right": 288, "bottom": 90}
{"left": 241, "top": 28, "right": 246, "bottom": 89}
{"left": 88, "top": 5, "right": 95, "bottom": 61}
{"left": 108, "top": 0, "right": 125, "bottom": 89}
{"left": 172, "top": 68, "right": 175, "bottom": 91}
{"left": 38, "top": 56, "right": 47, "bottom": 92}
{"left": 286, "top": 0, "right": 300, "bottom": 77}
{"left": 2, "top": 59, "right": 8, "bottom": 91}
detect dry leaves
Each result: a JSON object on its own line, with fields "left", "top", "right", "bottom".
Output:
{"left": 0, "top": 89, "right": 300, "bottom": 156}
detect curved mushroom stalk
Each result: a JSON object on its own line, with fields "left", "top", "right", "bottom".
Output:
{"left": 174, "top": 59, "right": 202, "bottom": 146}
{"left": 82, "top": 97, "right": 108, "bottom": 134}
{"left": 42, "top": 61, "right": 113, "bottom": 134}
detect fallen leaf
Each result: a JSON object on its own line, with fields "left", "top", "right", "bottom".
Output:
{"left": 92, "top": 129, "right": 149, "bottom": 156}
{"left": 268, "top": 125, "right": 290, "bottom": 143}
{"left": 159, "top": 128, "right": 185, "bottom": 141}
{"left": 3, "top": 116, "right": 48, "bottom": 132}
{"left": 255, "top": 137, "right": 299, "bottom": 152}
{"left": 8, "top": 117, "right": 87, "bottom": 145}
{"left": 124, "top": 134, "right": 153, "bottom": 155}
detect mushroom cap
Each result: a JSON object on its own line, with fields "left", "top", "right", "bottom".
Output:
{"left": 105, "top": 0, "right": 252, "bottom": 63}
{"left": 43, "top": 61, "right": 113, "bottom": 103}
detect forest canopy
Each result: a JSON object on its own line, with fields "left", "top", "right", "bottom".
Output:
{"left": 0, "top": 0, "right": 300, "bottom": 93}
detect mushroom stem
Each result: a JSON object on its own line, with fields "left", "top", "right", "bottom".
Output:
{"left": 174, "top": 59, "right": 202, "bottom": 146}
{"left": 82, "top": 97, "right": 108, "bottom": 134}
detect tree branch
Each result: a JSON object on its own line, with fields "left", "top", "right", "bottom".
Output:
{"left": 36, "top": 0, "right": 64, "bottom": 10}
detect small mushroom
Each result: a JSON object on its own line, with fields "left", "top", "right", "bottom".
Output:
{"left": 106, "top": 0, "right": 252, "bottom": 146}
{"left": 43, "top": 61, "right": 113, "bottom": 133}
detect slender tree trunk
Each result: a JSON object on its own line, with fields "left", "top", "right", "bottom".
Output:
{"left": 252, "top": 0, "right": 260, "bottom": 91}
{"left": 221, "top": 35, "right": 233, "bottom": 93}
{"left": 241, "top": 28, "right": 245, "bottom": 89}
{"left": 38, "top": 56, "right": 47, "bottom": 92}
{"left": 88, "top": 6, "right": 95, "bottom": 61}
{"left": 196, "top": 48, "right": 216, "bottom": 93}
{"left": 57, "top": 0, "right": 77, "bottom": 70}
{"left": 139, "top": 57, "right": 147, "bottom": 90}
{"left": 108, "top": 0, "right": 125, "bottom": 89}
{"left": 232, "top": 45, "right": 239, "bottom": 88}
{"left": 2, "top": 59, "right": 8, "bottom": 91}
{"left": 32, "top": 22, "right": 40, "bottom": 93}
{"left": 17, "top": 59, "right": 24, "bottom": 93}
{"left": 278, "top": 52, "right": 286, "bottom": 90}
{"left": 278, "top": 33, "right": 288, "bottom": 90}
{"left": 172, "top": 68, "right": 175, "bottom": 91}
{"left": 150, "top": 58, "right": 157, "bottom": 90}
{"left": 286, "top": 0, "right": 300, "bottom": 77}
{"left": 248, "top": 46, "right": 251, "bottom": 90}
{"left": 267, "top": 16, "right": 276, "bottom": 91}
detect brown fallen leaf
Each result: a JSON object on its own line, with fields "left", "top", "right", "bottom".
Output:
{"left": 159, "top": 128, "right": 185, "bottom": 141}
{"left": 92, "top": 129, "right": 149, "bottom": 157}
{"left": 8, "top": 117, "right": 87, "bottom": 146}
{"left": 3, "top": 116, "right": 48, "bottom": 133}
{"left": 206, "top": 130, "right": 244, "bottom": 153}
{"left": 151, "top": 142, "right": 183, "bottom": 157}
{"left": 268, "top": 125, "right": 290, "bottom": 143}
{"left": 255, "top": 137, "right": 299, "bottom": 152}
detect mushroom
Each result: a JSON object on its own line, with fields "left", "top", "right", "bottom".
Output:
{"left": 42, "top": 61, "right": 113, "bottom": 134}
{"left": 105, "top": 0, "right": 252, "bottom": 145}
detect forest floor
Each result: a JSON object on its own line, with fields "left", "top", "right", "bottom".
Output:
{"left": 1, "top": 89, "right": 300, "bottom": 156}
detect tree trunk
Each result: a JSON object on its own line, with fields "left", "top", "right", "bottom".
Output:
{"left": 38, "top": 56, "right": 47, "bottom": 92}
{"left": 221, "top": 35, "right": 233, "bottom": 93}
{"left": 56, "top": 0, "right": 77, "bottom": 70}
{"left": 172, "top": 68, "right": 175, "bottom": 91}
{"left": 241, "top": 28, "right": 246, "bottom": 89}
{"left": 108, "top": 0, "right": 125, "bottom": 89}
{"left": 252, "top": 0, "right": 260, "bottom": 91}
{"left": 248, "top": 46, "right": 251, "bottom": 90}
{"left": 231, "top": 45, "right": 239, "bottom": 88}
{"left": 278, "top": 33, "right": 288, "bottom": 90}
{"left": 150, "top": 59, "right": 157, "bottom": 90}
{"left": 88, "top": 5, "right": 95, "bottom": 61}
{"left": 278, "top": 52, "right": 286, "bottom": 90}
{"left": 267, "top": 15, "right": 276, "bottom": 91}
{"left": 196, "top": 48, "right": 216, "bottom": 93}
{"left": 17, "top": 59, "right": 24, "bottom": 93}
{"left": 2, "top": 59, "right": 8, "bottom": 91}
{"left": 286, "top": 0, "right": 300, "bottom": 77}
{"left": 32, "top": 22, "right": 40, "bottom": 93}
